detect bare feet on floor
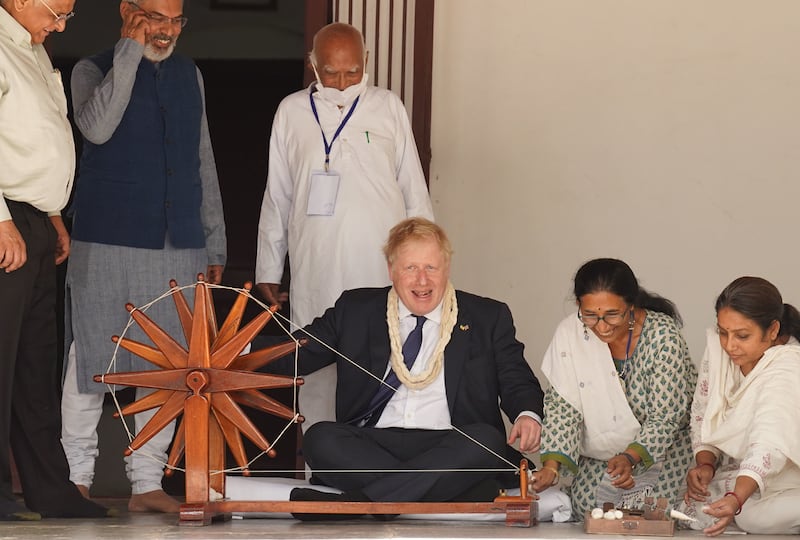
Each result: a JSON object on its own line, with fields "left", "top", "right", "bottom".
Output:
{"left": 76, "top": 484, "right": 90, "bottom": 499}
{"left": 128, "top": 489, "right": 181, "bottom": 513}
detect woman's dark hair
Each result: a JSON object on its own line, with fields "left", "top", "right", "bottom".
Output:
{"left": 715, "top": 276, "right": 800, "bottom": 341}
{"left": 573, "top": 258, "right": 682, "bottom": 324}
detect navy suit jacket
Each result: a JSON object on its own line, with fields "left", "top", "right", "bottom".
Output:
{"left": 280, "top": 287, "right": 544, "bottom": 436}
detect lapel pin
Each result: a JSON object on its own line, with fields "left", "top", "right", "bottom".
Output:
{"left": 459, "top": 324, "right": 469, "bottom": 331}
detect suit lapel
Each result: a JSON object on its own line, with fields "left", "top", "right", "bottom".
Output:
{"left": 444, "top": 295, "right": 471, "bottom": 413}
{"left": 369, "top": 307, "right": 391, "bottom": 379}
{"left": 348, "top": 299, "right": 391, "bottom": 418}
{"left": 341, "top": 292, "right": 392, "bottom": 423}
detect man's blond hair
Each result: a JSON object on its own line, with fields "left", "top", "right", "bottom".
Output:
{"left": 383, "top": 217, "right": 452, "bottom": 265}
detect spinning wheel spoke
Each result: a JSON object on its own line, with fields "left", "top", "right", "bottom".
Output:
{"left": 165, "top": 417, "right": 187, "bottom": 475}
{"left": 126, "top": 303, "right": 190, "bottom": 367}
{"left": 230, "top": 389, "right": 299, "bottom": 421}
{"left": 187, "top": 283, "right": 213, "bottom": 368}
{"left": 125, "top": 390, "right": 189, "bottom": 454}
{"left": 204, "top": 370, "right": 296, "bottom": 393}
{"left": 211, "top": 282, "right": 255, "bottom": 354}
{"left": 209, "top": 392, "right": 275, "bottom": 455}
{"left": 210, "top": 309, "right": 276, "bottom": 369}
{"left": 169, "top": 279, "right": 194, "bottom": 346}
{"left": 115, "top": 388, "right": 173, "bottom": 417}
{"left": 112, "top": 335, "right": 173, "bottom": 369}
{"left": 204, "top": 284, "right": 219, "bottom": 344}
{"left": 228, "top": 340, "right": 305, "bottom": 371}
{"left": 210, "top": 409, "right": 251, "bottom": 472}
{"left": 96, "top": 369, "right": 194, "bottom": 390}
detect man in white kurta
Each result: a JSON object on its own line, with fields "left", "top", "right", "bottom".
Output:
{"left": 255, "top": 22, "right": 433, "bottom": 438}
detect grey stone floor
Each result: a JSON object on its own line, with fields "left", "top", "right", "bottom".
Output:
{"left": 0, "top": 499, "right": 769, "bottom": 540}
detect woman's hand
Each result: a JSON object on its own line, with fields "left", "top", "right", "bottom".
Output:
{"left": 684, "top": 464, "right": 714, "bottom": 503}
{"left": 700, "top": 494, "right": 739, "bottom": 536}
{"left": 606, "top": 453, "right": 636, "bottom": 489}
{"left": 531, "top": 466, "right": 557, "bottom": 493}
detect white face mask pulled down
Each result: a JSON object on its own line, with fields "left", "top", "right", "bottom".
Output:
{"left": 311, "top": 62, "right": 369, "bottom": 108}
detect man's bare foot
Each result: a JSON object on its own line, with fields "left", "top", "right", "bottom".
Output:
{"left": 128, "top": 489, "right": 181, "bottom": 513}
{"left": 76, "top": 484, "right": 90, "bottom": 499}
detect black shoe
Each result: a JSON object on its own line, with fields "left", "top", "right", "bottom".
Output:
{"left": 289, "top": 488, "right": 363, "bottom": 521}
{"left": 308, "top": 474, "right": 325, "bottom": 486}
{"left": 0, "top": 510, "right": 41, "bottom": 521}
{"left": 39, "top": 496, "right": 117, "bottom": 519}
{"left": 0, "top": 500, "right": 41, "bottom": 521}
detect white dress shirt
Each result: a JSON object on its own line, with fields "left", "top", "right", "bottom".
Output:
{"left": 376, "top": 301, "right": 451, "bottom": 429}
{"left": 0, "top": 8, "right": 75, "bottom": 221}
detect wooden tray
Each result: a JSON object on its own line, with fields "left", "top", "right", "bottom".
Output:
{"left": 584, "top": 510, "right": 674, "bottom": 536}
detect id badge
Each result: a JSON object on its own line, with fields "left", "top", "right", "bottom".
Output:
{"left": 307, "top": 170, "right": 340, "bottom": 216}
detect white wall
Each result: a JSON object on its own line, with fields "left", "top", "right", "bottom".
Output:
{"left": 430, "top": 0, "right": 800, "bottom": 379}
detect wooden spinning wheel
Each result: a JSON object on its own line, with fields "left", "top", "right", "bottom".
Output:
{"left": 97, "top": 277, "right": 538, "bottom": 527}
{"left": 95, "top": 277, "right": 304, "bottom": 508}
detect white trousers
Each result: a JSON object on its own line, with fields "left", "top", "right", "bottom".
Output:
{"left": 61, "top": 342, "right": 175, "bottom": 495}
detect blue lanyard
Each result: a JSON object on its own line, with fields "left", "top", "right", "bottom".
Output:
{"left": 309, "top": 92, "right": 359, "bottom": 172}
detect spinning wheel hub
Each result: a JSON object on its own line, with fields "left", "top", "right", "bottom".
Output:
{"left": 186, "top": 371, "right": 208, "bottom": 394}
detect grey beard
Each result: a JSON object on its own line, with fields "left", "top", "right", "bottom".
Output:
{"left": 143, "top": 37, "right": 176, "bottom": 62}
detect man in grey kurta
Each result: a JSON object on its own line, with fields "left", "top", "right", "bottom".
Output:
{"left": 59, "top": 0, "right": 226, "bottom": 513}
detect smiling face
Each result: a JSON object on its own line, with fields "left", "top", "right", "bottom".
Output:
{"left": 389, "top": 237, "right": 450, "bottom": 316}
{"left": 131, "top": 0, "right": 184, "bottom": 61}
{"left": 577, "top": 291, "right": 631, "bottom": 344}
{"left": 9, "top": 0, "right": 75, "bottom": 45}
{"left": 716, "top": 306, "right": 779, "bottom": 375}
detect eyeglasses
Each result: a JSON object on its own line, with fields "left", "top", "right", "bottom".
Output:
{"left": 127, "top": 1, "right": 188, "bottom": 28}
{"left": 578, "top": 306, "right": 631, "bottom": 328}
{"left": 40, "top": 0, "right": 75, "bottom": 25}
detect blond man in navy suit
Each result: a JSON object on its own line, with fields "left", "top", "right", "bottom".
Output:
{"left": 267, "top": 218, "right": 543, "bottom": 517}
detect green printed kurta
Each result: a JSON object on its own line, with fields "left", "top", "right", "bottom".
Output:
{"left": 541, "top": 311, "right": 696, "bottom": 520}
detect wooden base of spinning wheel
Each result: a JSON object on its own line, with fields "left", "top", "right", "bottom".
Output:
{"left": 96, "top": 277, "right": 537, "bottom": 527}
{"left": 178, "top": 459, "right": 537, "bottom": 527}
{"left": 179, "top": 498, "right": 537, "bottom": 527}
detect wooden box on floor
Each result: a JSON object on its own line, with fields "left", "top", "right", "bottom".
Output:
{"left": 584, "top": 511, "right": 674, "bottom": 536}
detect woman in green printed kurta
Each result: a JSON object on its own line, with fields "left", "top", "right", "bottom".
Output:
{"left": 531, "top": 258, "right": 696, "bottom": 521}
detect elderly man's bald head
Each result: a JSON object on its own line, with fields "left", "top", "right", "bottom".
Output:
{"left": 309, "top": 22, "right": 367, "bottom": 91}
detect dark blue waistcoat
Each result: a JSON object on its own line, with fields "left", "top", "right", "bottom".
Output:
{"left": 71, "top": 49, "right": 206, "bottom": 249}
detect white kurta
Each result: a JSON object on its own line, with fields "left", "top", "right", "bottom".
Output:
{"left": 256, "top": 83, "right": 433, "bottom": 431}
{"left": 678, "top": 329, "right": 800, "bottom": 534}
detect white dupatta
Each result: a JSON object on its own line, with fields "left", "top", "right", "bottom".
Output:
{"left": 542, "top": 313, "right": 640, "bottom": 460}
{"left": 699, "top": 329, "right": 800, "bottom": 467}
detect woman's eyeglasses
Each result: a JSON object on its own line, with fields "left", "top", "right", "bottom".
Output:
{"left": 577, "top": 308, "right": 630, "bottom": 328}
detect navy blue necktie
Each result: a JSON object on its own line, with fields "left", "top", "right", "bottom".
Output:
{"left": 351, "top": 315, "right": 426, "bottom": 427}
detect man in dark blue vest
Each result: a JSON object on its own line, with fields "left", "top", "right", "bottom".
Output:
{"left": 60, "top": 0, "right": 226, "bottom": 513}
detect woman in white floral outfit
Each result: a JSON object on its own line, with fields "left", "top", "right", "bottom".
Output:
{"left": 680, "top": 276, "right": 800, "bottom": 535}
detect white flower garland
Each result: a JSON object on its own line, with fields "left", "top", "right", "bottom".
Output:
{"left": 385, "top": 282, "right": 458, "bottom": 389}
